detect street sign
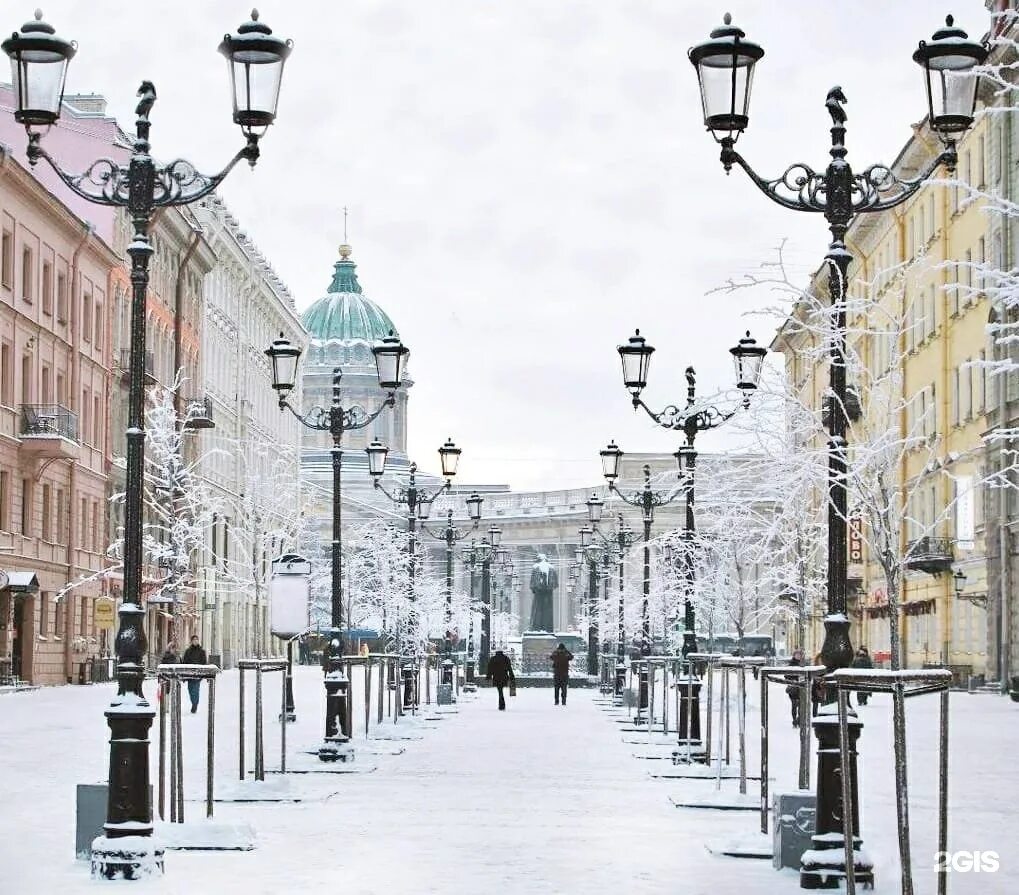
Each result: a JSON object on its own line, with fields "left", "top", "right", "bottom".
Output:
{"left": 94, "top": 598, "right": 116, "bottom": 629}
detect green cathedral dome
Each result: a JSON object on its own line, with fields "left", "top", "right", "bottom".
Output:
{"left": 301, "top": 244, "right": 398, "bottom": 343}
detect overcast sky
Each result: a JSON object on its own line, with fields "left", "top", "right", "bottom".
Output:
{"left": 24, "top": 1, "right": 989, "bottom": 490}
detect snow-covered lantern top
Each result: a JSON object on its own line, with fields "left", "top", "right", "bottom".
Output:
{"left": 372, "top": 330, "right": 409, "bottom": 391}
{"left": 466, "top": 491, "right": 483, "bottom": 523}
{"left": 913, "top": 16, "right": 987, "bottom": 139}
{"left": 366, "top": 439, "right": 389, "bottom": 479}
{"left": 586, "top": 492, "right": 604, "bottom": 525}
{"left": 439, "top": 437, "right": 461, "bottom": 478}
{"left": 600, "top": 440, "right": 623, "bottom": 482}
{"left": 265, "top": 332, "right": 301, "bottom": 401}
{"left": 2, "top": 10, "right": 76, "bottom": 129}
{"left": 688, "top": 13, "right": 764, "bottom": 143}
{"left": 618, "top": 330, "right": 654, "bottom": 398}
{"left": 730, "top": 330, "right": 766, "bottom": 393}
{"left": 219, "top": 9, "right": 292, "bottom": 139}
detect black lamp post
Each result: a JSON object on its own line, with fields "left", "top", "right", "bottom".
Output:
{"left": 420, "top": 495, "right": 483, "bottom": 685}
{"left": 618, "top": 330, "right": 766, "bottom": 658}
{"left": 267, "top": 332, "right": 407, "bottom": 761}
{"left": 1, "top": 10, "right": 291, "bottom": 878}
{"left": 368, "top": 440, "right": 462, "bottom": 707}
{"left": 689, "top": 12, "right": 986, "bottom": 888}
{"left": 461, "top": 540, "right": 480, "bottom": 687}
{"left": 460, "top": 531, "right": 499, "bottom": 676}
{"left": 578, "top": 523, "right": 606, "bottom": 677}
{"left": 599, "top": 449, "right": 682, "bottom": 719}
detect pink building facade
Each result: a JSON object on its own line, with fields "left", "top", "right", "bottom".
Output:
{"left": 0, "top": 146, "right": 119, "bottom": 686}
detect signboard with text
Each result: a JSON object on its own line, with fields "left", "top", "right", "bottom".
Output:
{"left": 94, "top": 598, "right": 116, "bottom": 629}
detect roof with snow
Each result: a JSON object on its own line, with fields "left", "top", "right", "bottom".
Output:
{"left": 301, "top": 244, "right": 399, "bottom": 345}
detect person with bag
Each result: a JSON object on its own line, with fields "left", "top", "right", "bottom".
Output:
{"left": 785, "top": 648, "right": 805, "bottom": 727}
{"left": 550, "top": 643, "right": 574, "bottom": 706}
{"left": 851, "top": 645, "right": 874, "bottom": 705}
{"left": 485, "top": 649, "right": 515, "bottom": 710}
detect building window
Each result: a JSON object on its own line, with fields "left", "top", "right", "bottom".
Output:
{"left": 79, "top": 596, "right": 88, "bottom": 640}
{"left": 56, "top": 488, "right": 65, "bottom": 544}
{"left": 0, "top": 343, "right": 11, "bottom": 405}
{"left": 56, "top": 270, "right": 67, "bottom": 322}
{"left": 42, "top": 259, "right": 53, "bottom": 315}
{"left": 1, "top": 227, "right": 12, "bottom": 288}
{"left": 41, "top": 483, "right": 51, "bottom": 541}
{"left": 41, "top": 364, "right": 51, "bottom": 405}
{"left": 39, "top": 592, "right": 48, "bottom": 636}
{"left": 92, "top": 501, "right": 100, "bottom": 553}
{"left": 80, "top": 497, "right": 87, "bottom": 548}
{"left": 20, "top": 354, "right": 31, "bottom": 404}
{"left": 56, "top": 372, "right": 65, "bottom": 407}
{"left": 21, "top": 478, "right": 32, "bottom": 536}
{"left": 82, "top": 293, "right": 92, "bottom": 343}
{"left": 94, "top": 303, "right": 103, "bottom": 351}
{"left": 21, "top": 246, "right": 33, "bottom": 303}
{"left": 54, "top": 593, "right": 64, "bottom": 639}
{"left": 976, "top": 134, "right": 986, "bottom": 189}
{"left": 0, "top": 471, "right": 8, "bottom": 531}
{"left": 81, "top": 388, "right": 90, "bottom": 444}
{"left": 93, "top": 394, "right": 101, "bottom": 447}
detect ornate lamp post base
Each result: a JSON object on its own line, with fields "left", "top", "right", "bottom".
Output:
{"left": 674, "top": 664, "right": 703, "bottom": 761}
{"left": 320, "top": 665, "right": 354, "bottom": 763}
{"left": 441, "top": 658, "right": 454, "bottom": 688}
{"left": 464, "top": 658, "right": 477, "bottom": 692}
{"left": 800, "top": 710, "right": 871, "bottom": 888}
{"left": 614, "top": 661, "right": 626, "bottom": 702}
{"left": 91, "top": 836, "right": 165, "bottom": 881}
{"left": 401, "top": 661, "right": 417, "bottom": 710}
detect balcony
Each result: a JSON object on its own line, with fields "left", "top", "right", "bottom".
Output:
{"left": 905, "top": 536, "right": 954, "bottom": 575}
{"left": 118, "top": 348, "right": 156, "bottom": 386}
{"left": 18, "top": 404, "right": 79, "bottom": 461}
{"left": 182, "top": 396, "right": 215, "bottom": 430}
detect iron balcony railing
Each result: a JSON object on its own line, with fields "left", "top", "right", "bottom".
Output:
{"left": 19, "top": 404, "right": 78, "bottom": 441}
{"left": 905, "top": 536, "right": 954, "bottom": 574}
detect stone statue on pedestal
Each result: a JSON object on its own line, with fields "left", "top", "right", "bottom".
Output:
{"left": 529, "top": 554, "right": 558, "bottom": 632}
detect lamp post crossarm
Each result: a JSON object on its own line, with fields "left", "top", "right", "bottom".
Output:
{"left": 420, "top": 518, "right": 475, "bottom": 543}
{"left": 279, "top": 393, "right": 394, "bottom": 435}
{"left": 720, "top": 142, "right": 958, "bottom": 219}
{"left": 26, "top": 135, "right": 260, "bottom": 210}
{"left": 632, "top": 394, "right": 741, "bottom": 434}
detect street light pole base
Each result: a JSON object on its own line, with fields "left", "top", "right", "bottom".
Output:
{"left": 90, "top": 835, "right": 165, "bottom": 880}
{"left": 279, "top": 711, "right": 297, "bottom": 723}
{"left": 318, "top": 739, "right": 355, "bottom": 763}
{"left": 800, "top": 841, "right": 873, "bottom": 889}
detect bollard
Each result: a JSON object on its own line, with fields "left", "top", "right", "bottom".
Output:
{"left": 207, "top": 677, "right": 216, "bottom": 818}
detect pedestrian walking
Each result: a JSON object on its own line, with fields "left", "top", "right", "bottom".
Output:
{"left": 485, "top": 649, "right": 515, "bottom": 710}
{"left": 160, "top": 642, "right": 179, "bottom": 665}
{"left": 785, "top": 648, "right": 805, "bottom": 727}
{"left": 851, "top": 645, "right": 874, "bottom": 705}
{"left": 550, "top": 643, "right": 574, "bottom": 706}
{"left": 182, "top": 635, "right": 208, "bottom": 713}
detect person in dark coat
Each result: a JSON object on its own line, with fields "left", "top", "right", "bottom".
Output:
{"left": 550, "top": 643, "right": 574, "bottom": 706}
{"left": 810, "top": 653, "right": 827, "bottom": 716}
{"left": 160, "top": 642, "right": 179, "bottom": 665}
{"left": 785, "top": 648, "right": 805, "bottom": 727}
{"left": 851, "top": 645, "right": 874, "bottom": 705}
{"left": 182, "top": 635, "right": 208, "bottom": 713}
{"left": 485, "top": 649, "right": 515, "bottom": 710}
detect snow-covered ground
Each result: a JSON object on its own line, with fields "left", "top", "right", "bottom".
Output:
{"left": 0, "top": 667, "right": 1017, "bottom": 894}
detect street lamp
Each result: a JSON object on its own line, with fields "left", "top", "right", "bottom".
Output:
{"left": 266, "top": 332, "right": 407, "bottom": 762}
{"left": 952, "top": 568, "right": 967, "bottom": 599}
{"left": 599, "top": 453, "right": 682, "bottom": 720}
{"left": 420, "top": 495, "right": 484, "bottom": 687}
{"left": 369, "top": 443, "right": 461, "bottom": 708}
{"left": 617, "top": 331, "right": 766, "bottom": 660}
{"left": 689, "top": 12, "right": 985, "bottom": 887}
{"left": 1, "top": 9, "right": 291, "bottom": 879}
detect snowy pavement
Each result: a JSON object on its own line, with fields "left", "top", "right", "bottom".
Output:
{"left": 1, "top": 667, "right": 1017, "bottom": 894}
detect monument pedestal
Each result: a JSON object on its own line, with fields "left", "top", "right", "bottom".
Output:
{"left": 521, "top": 632, "right": 557, "bottom": 674}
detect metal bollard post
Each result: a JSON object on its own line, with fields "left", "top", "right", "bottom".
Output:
{"left": 837, "top": 685, "right": 857, "bottom": 895}
{"left": 704, "top": 662, "right": 714, "bottom": 763}
{"left": 239, "top": 667, "right": 246, "bottom": 781}
{"left": 255, "top": 667, "right": 264, "bottom": 782}
{"left": 158, "top": 679, "right": 167, "bottom": 821}
{"left": 207, "top": 677, "right": 216, "bottom": 819}
{"left": 377, "top": 657, "right": 385, "bottom": 725}
{"left": 738, "top": 665, "right": 747, "bottom": 795}
{"left": 280, "top": 666, "right": 287, "bottom": 775}
{"left": 760, "top": 670, "right": 769, "bottom": 835}
{"left": 365, "top": 659, "right": 373, "bottom": 736}
{"left": 174, "top": 679, "right": 184, "bottom": 822}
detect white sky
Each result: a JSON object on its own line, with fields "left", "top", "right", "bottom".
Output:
{"left": 26, "top": 1, "right": 989, "bottom": 490}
